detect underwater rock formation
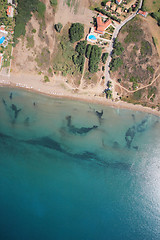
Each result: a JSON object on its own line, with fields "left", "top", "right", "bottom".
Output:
{"left": 66, "top": 115, "right": 98, "bottom": 134}
{"left": 10, "top": 104, "right": 21, "bottom": 119}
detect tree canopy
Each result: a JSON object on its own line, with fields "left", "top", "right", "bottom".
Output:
{"left": 69, "top": 23, "right": 84, "bottom": 43}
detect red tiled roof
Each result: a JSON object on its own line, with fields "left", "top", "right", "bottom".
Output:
{"left": 116, "top": 0, "right": 122, "bottom": 3}
{"left": 95, "top": 16, "right": 112, "bottom": 33}
{"left": 0, "top": 27, "right": 5, "bottom": 31}
{"left": 7, "top": 6, "right": 13, "bottom": 16}
{"left": 138, "top": 10, "right": 147, "bottom": 16}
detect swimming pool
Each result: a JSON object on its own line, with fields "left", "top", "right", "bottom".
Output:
{"left": 0, "top": 36, "right": 5, "bottom": 44}
{"left": 88, "top": 34, "right": 97, "bottom": 40}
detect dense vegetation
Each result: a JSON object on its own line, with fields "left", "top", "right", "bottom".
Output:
{"left": 151, "top": 10, "right": 160, "bottom": 26}
{"left": 85, "top": 44, "right": 92, "bottom": 59}
{"left": 69, "top": 23, "right": 84, "bottom": 43}
{"left": 102, "top": 52, "right": 108, "bottom": 64}
{"left": 109, "top": 57, "right": 123, "bottom": 72}
{"left": 73, "top": 41, "right": 87, "bottom": 73}
{"left": 0, "top": 0, "right": 13, "bottom": 26}
{"left": 95, "top": 7, "right": 121, "bottom": 23}
{"left": 122, "top": 18, "right": 143, "bottom": 43}
{"left": 88, "top": 45, "right": 102, "bottom": 73}
{"left": 109, "top": 39, "right": 124, "bottom": 71}
{"left": 14, "top": 0, "right": 46, "bottom": 44}
{"left": 112, "top": 39, "right": 124, "bottom": 56}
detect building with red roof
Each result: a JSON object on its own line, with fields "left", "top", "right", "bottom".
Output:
{"left": 138, "top": 10, "right": 148, "bottom": 17}
{"left": 7, "top": 6, "right": 14, "bottom": 18}
{"left": 95, "top": 16, "right": 112, "bottom": 34}
{"left": 116, "top": 0, "right": 123, "bottom": 5}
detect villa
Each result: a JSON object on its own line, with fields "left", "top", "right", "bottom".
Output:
{"left": 116, "top": 0, "right": 123, "bottom": 5}
{"left": 94, "top": 16, "right": 112, "bottom": 34}
{"left": 7, "top": 6, "right": 14, "bottom": 17}
{"left": 137, "top": 10, "right": 148, "bottom": 18}
{"left": 0, "top": 54, "right": 3, "bottom": 69}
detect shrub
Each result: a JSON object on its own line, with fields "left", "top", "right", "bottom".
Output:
{"left": 44, "top": 76, "right": 50, "bottom": 82}
{"left": 140, "top": 40, "right": 152, "bottom": 56}
{"left": 50, "top": 0, "right": 57, "bottom": 6}
{"left": 109, "top": 57, "right": 123, "bottom": 71}
{"left": 89, "top": 45, "right": 102, "bottom": 73}
{"left": 75, "top": 41, "right": 87, "bottom": 55}
{"left": 85, "top": 44, "right": 92, "bottom": 58}
{"left": 69, "top": 23, "right": 84, "bottom": 43}
{"left": 102, "top": 52, "right": 108, "bottom": 64}
{"left": 55, "top": 23, "right": 63, "bottom": 32}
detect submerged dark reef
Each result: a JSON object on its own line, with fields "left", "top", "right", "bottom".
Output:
{"left": 66, "top": 115, "right": 98, "bottom": 135}
{"left": 125, "top": 116, "right": 154, "bottom": 148}
{"left": 0, "top": 131, "right": 131, "bottom": 171}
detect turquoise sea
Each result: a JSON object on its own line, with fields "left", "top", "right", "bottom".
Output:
{"left": 0, "top": 87, "right": 160, "bottom": 240}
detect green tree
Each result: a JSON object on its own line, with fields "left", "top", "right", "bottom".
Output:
{"left": 69, "top": 23, "right": 84, "bottom": 43}
{"left": 37, "top": 2, "right": 46, "bottom": 19}
{"left": 75, "top": 41, "right": 87, "bottom": 55}
{"left": 55, "top": 22, "right": 63, "bottom": 32}
{"left": 89, "top": 45, "right": 102, "bottom": 73}
{"left": 102, "top": 52, "right": 108, "bottom": 64}
{"left": 85, "top": 44, "right": 92, "bottom": 58}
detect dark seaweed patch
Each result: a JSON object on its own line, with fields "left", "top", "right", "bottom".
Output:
{"left": 26, "top": 137, "right": 63, "bottom": 152}
{"left": 136, "top": 117, "right": 148, "bottom": 132}
{"left": 66, "top": 115, "right": 98, "bottom": 135}
{"left": 9, "top": 93, "right": 13, "bottom": 100}
{"left": 125, "top": 126, "right": 136, "bottom": 148}
{"left": 95, "top": 110, "right": 103, "bottom": 119}
{"left": 10, "top": 104, "right": 21, "bottom": 119}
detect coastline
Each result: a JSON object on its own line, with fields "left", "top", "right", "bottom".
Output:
{"left": 0, "top": 72, "right": 160, "bottom": 117}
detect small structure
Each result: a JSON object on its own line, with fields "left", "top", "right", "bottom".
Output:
{"left": 94, "top": 16, "right": 112, "bottom": 34}
{"left": 137, "top": 10, "right": 148, "bottom": 17}
{"left": 116, "top": 0, "right": 123, "bottom": 5}
{"left": 0, "top": 54, "right": 3, "bottom": 69}
{"left": 7, "top": 6, "right": 14, "bottom": 17}
{"left": 106, "top": 1, "right": 111, "bottom": 8}
{"left": 7, "top": 0, "right": 13, "bottom": 4}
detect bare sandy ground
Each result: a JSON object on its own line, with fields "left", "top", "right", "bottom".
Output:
{"left": 55, "top": 0, "right": 93, "bottom": 27}
{"left": 0, "top": 72, "right": 160, "bottom": 117}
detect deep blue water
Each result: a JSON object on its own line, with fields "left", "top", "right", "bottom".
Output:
{"left": 0, "top": 87, "right": 160, "bottom": 240}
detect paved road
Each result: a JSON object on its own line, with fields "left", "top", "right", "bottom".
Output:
{"left": 105, "top": 0, "right": 143, "bottom": 96}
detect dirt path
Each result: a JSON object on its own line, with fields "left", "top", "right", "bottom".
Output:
{"left": 115, "top": 67, "right": 160, "bottom": 95}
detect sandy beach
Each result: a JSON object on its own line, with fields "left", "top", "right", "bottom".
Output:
{"left": 0, "top": 72, "right": 160, "bottom": 117}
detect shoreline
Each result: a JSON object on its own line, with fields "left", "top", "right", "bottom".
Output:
{"left": 0, "top": 73, "right": 160, "bottom": 117}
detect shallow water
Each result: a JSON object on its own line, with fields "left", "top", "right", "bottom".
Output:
{"left": 0, "top": 87, "right": 160, "bottom": 240}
